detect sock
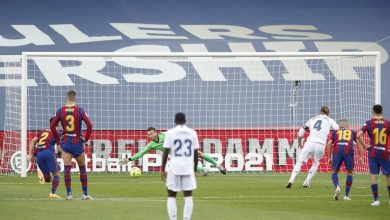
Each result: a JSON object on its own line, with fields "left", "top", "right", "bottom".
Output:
{"left": 331, "top": 172, "right": 339, "bottom": 188}
{"left": 196, "top": 164, "right": 204, "bottom": 172}
{"left": 345, "top": 175, "right": 353, "bottom": 196}
{"left": 305, "top": 161, "right": 320, "bottom": 184}
{"left": 201, "top": 154, "right": 218, "bottom": 166}
{"left": 51, "top": 175, "right": 60, "bottom": 194}
{"left": 184, "top": 196, "right": 194, "bottom": 220}
{"left": 371, "top": 184, "right": 379, "bottom": 201}
{"left": 79, "top": 165, "right": 88, "bottom": 196}
{"left": 288, "top": 161, "right": 303, "bottom": 183}
{"left": 64, "top": 165, "right": 72, "bottom": 196}
{"left": 167, "top": 197, "right": 177, "bottom": 220}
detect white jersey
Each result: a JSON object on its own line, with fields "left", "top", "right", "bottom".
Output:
{"left": 302, "top": 114, "right": 339, "bottom": 144}
{"left": 163, "top": 125, "right": 200, "bottom": 175}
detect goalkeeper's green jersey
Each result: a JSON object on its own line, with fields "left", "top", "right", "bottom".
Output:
{"left": 130, "top": 132, "right": 165, "bottom": 161}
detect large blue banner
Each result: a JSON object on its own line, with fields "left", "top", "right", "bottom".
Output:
{"left": 1, "top": 0, "right": 389, "bottom": 129}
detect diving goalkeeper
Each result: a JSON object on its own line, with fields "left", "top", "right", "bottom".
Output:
{"left": 119, "top": 127, "right": 227, "bottom": 175}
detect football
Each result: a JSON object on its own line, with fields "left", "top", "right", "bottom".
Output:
{"left": 129, "top": 167, "right": 142, "bottom": 178}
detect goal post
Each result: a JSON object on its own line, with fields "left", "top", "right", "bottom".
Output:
{"left": 2, "top": 51, "right": 381, "bottom": 177}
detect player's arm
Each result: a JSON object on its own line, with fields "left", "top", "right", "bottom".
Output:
{"left": 356, "top": 123, "right": 368, "bottom": 151}
{"left": 118, "top": 144, "right": 153, "bottom": 165}
{"left": 50, "top": 112, "right": 61, "bottom": 145}
{"left": 326, "top": 139, "right": 334, "bottom": 166}
{"left": 354, "top": 132, "right": 363, "bottom": 164}
{"left": 28, "top": 137, "right": 38, "bottom": 162}
{"left": 193, "top": 131, "right": 200, "bottom": 172}
{"left": 81, "top": 111, "right": 93, "bottom": 142}
{"left": 297, "top": 122, "right": 309, "bottom": 148}
{"left": 160, "top": 133, "right": 171, "bottom": 182}
{"left": 193, "top": 149, "right": 199, "bottom": 172}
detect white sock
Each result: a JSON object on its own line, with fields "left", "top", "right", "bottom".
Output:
{"left": 289, "top": 161, "right": 303, "bottom": 183}
{"left": 183, "top": 196, "right": 193, "bottom": 220}
{"left": 305, "top": 161, "right": 319, "bottom": 183}
{"left": 167, "top": 197, "right": 177, "bottom": 220}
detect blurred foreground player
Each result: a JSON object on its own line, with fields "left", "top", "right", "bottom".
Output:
{"left": 326, "top": 118, "right": 363, "bottom": 201}
{"left": 286, "top": 106, "right": 339, "bottom": 188}
{"left": 50, "top": 90, "right": 93, "bottom": 200}
{"left": 28, "top": 117, "right": 61, "bottom": 199}
{"left": 161, "top": 113, "right": 199, "bottom": 220}
{"left": 356, "top": 104, "right": 390, "bottom": 206}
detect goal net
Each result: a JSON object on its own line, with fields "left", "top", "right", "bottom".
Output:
{"left": 0, "top": 52, "right": 380, "bottom": 176}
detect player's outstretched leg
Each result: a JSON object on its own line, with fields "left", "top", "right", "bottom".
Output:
{"left": 167, "top": 190, "right": 177, "bottom": 220}
{"left": 331, "top": 171, "right": 340, "bottom": 200}
{"left": 200, "top": 152, "right": 227, "bottom": 175}
{"left": 303, "top": 160, "right": 319, "bottom": 187}
{"left": 344, "top": 172, "right": 353, "bottom": 200}
{"left": 183, "top": 191, "right": 193, "bottom": 220}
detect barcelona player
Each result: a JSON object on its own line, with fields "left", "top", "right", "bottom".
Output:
{"left": 119, "top": 127, "right": 227, "bottom": 175}
{"left": 326, "top": 118, "right": 363, "bottom": 201}
{"left": 356, "top": 104, "right": 390, "bottom": 206}
{"left": 50, "top": 90, "right": 93, "bottom": 200}
{"left": 28, "top": 117, "right": 61, "bottom": 199}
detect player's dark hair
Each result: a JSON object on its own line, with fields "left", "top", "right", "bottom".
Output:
{"left": 320, "top": 106, "right": 330, "bottom": 115}
{"left": 175, "top": 112, "right": 186, "bottom": 125}
{"left": 147, "top": 127, "right": 156, "bottom": 132}
{"left": 372, "top": 104, "right": 383, "bottom": 114}
{"left": 67, "top": 90, "right": 77, "bottom": 101}
{"left": 49, "top": 117, "right": 55, "bottom": 124}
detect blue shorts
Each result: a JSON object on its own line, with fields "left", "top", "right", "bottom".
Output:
{"left": 368, "top": 148, "right": 390, "bottom": 175}
{"left": 332, "top": 153, "right": 354, "bottom": 171}
{"left": 61, "top": 143, "right": 84, "bottom": 158}
{"left": 36, "top": 150, "right": 58, "bottom": 174}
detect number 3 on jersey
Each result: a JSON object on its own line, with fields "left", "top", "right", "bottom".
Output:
{"left": 313, "top": 120, "right": 322, "bottom": 131}
{"left": 174, "top": 139, "right": 192, "bottom": 157}
{"left": 65, "top": 115, "right": 75, "bottom": 132}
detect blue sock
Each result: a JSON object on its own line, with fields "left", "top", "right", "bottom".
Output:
{"left": 331, "top": 172, "right": 339, "bottom": 188}
{"left": 51, "top": 175, "right": 60, "bottom": 194}
{"left": 64, "top": 165, "right": 72, "bottom": 196}
{"left": 345, "top": 175, "right": 353, "bottom": 196}
{"left": 79, "top": 165, "right": 88, "bottom": 196}
{"left": 371, "top": 184, "right": 378, "bottom": 201}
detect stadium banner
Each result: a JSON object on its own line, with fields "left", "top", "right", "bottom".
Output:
{"left": 2, "top": 130, "right": 367, "bottom": 173}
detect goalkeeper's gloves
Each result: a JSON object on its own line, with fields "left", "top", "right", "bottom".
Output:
{"left": 118, "top": 158, "right": 132, "bottom": 166}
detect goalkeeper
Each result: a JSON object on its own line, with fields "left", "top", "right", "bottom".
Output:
{"left": 119, "top": 127, "right": 227, "bottom": 175}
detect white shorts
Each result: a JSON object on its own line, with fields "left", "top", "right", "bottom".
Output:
{"left": 166, "top": 172, "right": 197, "bottom": 192}
{"left": 298, "top": 141, "right": 325, "bottom": 163}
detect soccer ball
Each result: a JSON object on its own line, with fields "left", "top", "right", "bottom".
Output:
{"left": 129, "top": 167, "right": 142, "bottom": 178}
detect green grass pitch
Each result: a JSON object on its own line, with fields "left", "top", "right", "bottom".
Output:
{"left": 0, "top": 173, "right": 388, "bottom": 220}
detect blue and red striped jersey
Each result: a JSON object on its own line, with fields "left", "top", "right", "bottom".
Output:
{"left": 331, "top": 128, "right": 356, "bottom": 154}
{"left": 34, "top": 129, "right": 58, "bottom": 154}
{"left": 361, "top": 117, "right": 389, "bottom": 150}
{"left": 50, "top": 105, "right": 92, "bottom": 145}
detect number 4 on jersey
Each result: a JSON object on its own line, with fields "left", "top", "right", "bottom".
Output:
{"left": 313, "top": 120, "right": 322, "bottom": 131}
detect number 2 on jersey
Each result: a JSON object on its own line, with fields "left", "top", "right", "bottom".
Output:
{"left": 38, "top": 132, "right": 49, "bottom": 146}
{"left": 174, "top": 139, "right": 192, "bottom": 157}
{"left": 65, "top": 115, "right": 75, "bottom": 132}
{"left": 313, "top": 120, "right": 322, "bottom": 131}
